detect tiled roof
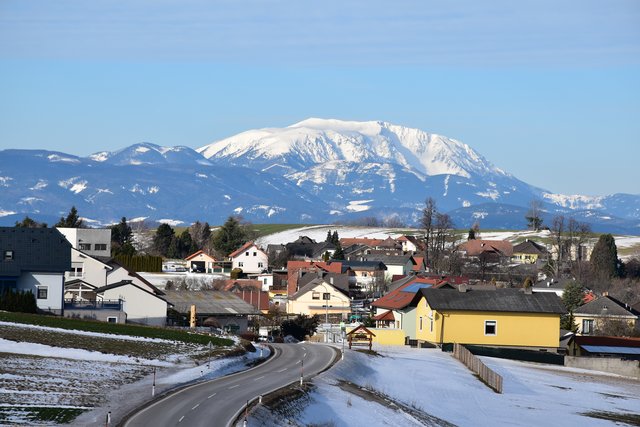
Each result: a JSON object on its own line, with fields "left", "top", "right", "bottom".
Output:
{"left": 373, "top": 310, "right": 395, "bottom": 321}
{"left": 459, "top": 239, "right": 514, "bottom": 257}
{"left": 223, "top": 279, "right": 262, "bottom": 291}
{"left": 574, "top": 295, "right": 638, "bottom": 318}
{"left": 340, "top": 237, "right": 384, "bottom": 247}
{"left": 421, "top": 288, "right": 566, "bottom": 314}
{"left": 94, "top": 280, "right": 169, "bottom": 303}
{"left": 185, "top": 250, "right": 217, "bottom": 261}
{"left": 234, "top": 289, "right": 270, "bottom": 311}
{"left": 0, "top": 227, "right": 71, "bottom": 276}
{"left": 572, "top": 335, "right": 640, "bottom": 348}
{"left": 372, "top": 280, "right": 429, "bottom": 310}
{"left": 341, "top": 260, "right": 387, "bottom": 271}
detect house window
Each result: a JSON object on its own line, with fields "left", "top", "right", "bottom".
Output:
{"left": 582, "top": 319, "right": 594, "bottom": 335}
{"left": 245, "top": 251, "right": 249, "bottom": 256}
{"left": 95, "top": 243, "right": 107, "bottom": 251}
{"left": 484, "top": 320, "right": 497, "bottom": 336}
{"left": 107, "top": 317, "right": 118, "bottom": 323}
{"left": 430, "top": 318, "right": 434, "bottom": 333}
{"left": 37, "top": 286, "right": 48, "bottom": 299}
{"left": 79, "top": 243, "right": 91, "bottom": 251}
{"left": 71, "top": 263, "right": 84, "bottom": 277}
{"left": 258, "top": 262, "right": 264, "bottom": 268}
{"left": 253, "top": 252, "right": 257, "bottom": 256}
{"left": 312, "top": 291, "right": 320, "bottom": 300}
{"left": 238, "top": 262, "right": 244, "bottom": 267}
{"left": 419, "top": 316, "right": 423, "bottom": 331}
{"left": 3, "top": 250, "right": 14, "bottom": 260}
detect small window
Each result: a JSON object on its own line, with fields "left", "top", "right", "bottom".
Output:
{"left": 245, "top": 251, "right": 249, "bottom": 256}
{"left": 79, "top": 243, "right": 91, "bottom": 251}
{"left": 107, "top": 317, "right": 118, "bottom": 323}
{"left": 258, "top": 262, "right": 264, "bottom": 268}
{"left": 312, "top": 291, "right": 320, "bottom": 300}
{"left": 485, "top": 320, "right": 497, "bottom": 336}
{"left": 94, "top": 243, "right": 107, "bottom": 251}
{"left": 253, "top": 252, "right": 257, "bottom": 256}
{"left": 37, "top": 286, "right": 48, "bottom": 299}
{"left": 419, "top": 316, "right": 423, "bottom": 331}
{"left": 430, "top": 318, "right": 433, "bottom": 333}
{"left": 3, "top": 250, "right": 13, "bottom": 261}
{"left": 238, "top": 262, "right": 244, "bottom": 267}
{"left": 582, "top": 319, "right": 594, "bottom": 335}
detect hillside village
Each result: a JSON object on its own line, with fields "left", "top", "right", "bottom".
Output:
{"left": 2, "top": 209, "right": 640, "bottom": 425}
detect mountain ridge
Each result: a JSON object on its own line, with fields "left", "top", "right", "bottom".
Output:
{"left": 0, "top": 118, "right": 638, "bottom": 232}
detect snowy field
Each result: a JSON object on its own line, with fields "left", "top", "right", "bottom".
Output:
{"left": 0, "top": 321, "right": 267, "bottom": 426}
{"left": 249, "top": 344, "right": 640, "bottom": 427}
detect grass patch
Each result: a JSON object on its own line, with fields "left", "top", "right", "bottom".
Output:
{"left": 0, "top": 406, "right": 87, "bottom": 424}
{"left": 582, "top": 410, "right": 640, "bottom": 426}
{"left": 0, "top": 311, "right": 233, "bottom": 347}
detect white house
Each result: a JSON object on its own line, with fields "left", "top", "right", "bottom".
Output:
{"left": 57, "top": 227, "right": 111, "bottom": 258}
{"left": 229, "top": 241, "right": 269, "bottom": 274}
{"left": 0, "top": 227, "right": 71, "bottom": 314}
{"left": 288, "top": 278, "right": 350, "bottom": 323}
{"left": 65, "top": 248, "right": 111, "bottom": 288}
{"left": 94, "top": 280, "right": 169, "bottom": 326}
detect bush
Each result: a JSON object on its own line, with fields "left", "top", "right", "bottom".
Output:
{"left": 0, "top": 289, "right": 37, "bottom": 313}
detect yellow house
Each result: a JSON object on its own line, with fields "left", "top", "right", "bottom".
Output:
{"left": 510, "top": 239, "right": 548, "bottom": 265}
{"left": 416, "top": 288, "right": 565, "bottom": 350}
{"left": 287, "top": 278, "right": 350, "bottom": 323}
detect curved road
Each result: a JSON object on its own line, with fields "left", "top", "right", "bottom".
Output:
{"left": 123, "top": 343, "right": 338, "bottom": 427}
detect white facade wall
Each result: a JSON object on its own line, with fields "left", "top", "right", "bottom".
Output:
{"left": 232, "top": 245, "right": 268, "bottom": 274}
{"left": 18, "top": 272, "right": 64, "bottom": 314}
{"left": 288, "top": 282, "right": 350, "bottom": 320}
{"left": 256, "top": 273, "right": 273, "bottom": 291}
{"left": 100, "top": 285, "right": 167, "bottom": 326}
{"left": 384, "top": 263, "right": 411, "bottom": 280}
{"left": 58, "top": 228, "right": 112, "bottom": 258}
{"left": 107, "top": 266, "right": 156, "bottom": 294}
{"left": 65, "top": 249, "right": 109, "bottom": 287}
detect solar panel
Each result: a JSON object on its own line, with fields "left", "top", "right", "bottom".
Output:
{"left": 582, "top": 345, "right": 640, "bottom": 355}
{"left": 403, "top": 283, "right": 432, "bottom": 293}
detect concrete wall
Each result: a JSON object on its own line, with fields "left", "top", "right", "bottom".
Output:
{"left": 65, "top": 309, "right": 126, "bottom": 323}
{"left": 565, "top": 356, "right": 640, "bottom": 379}
{"left": 58, "top": 228, "right": 111, "bottom": 258}
{"left": 66, "top": 249, "right": 109, "bottom": 286}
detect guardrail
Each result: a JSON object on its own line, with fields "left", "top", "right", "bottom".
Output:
{"left": 453, "top": 343, "right": 503, "bottom": 393}
{"left": 63, "top": 299, "right": 123, "bottom": 310}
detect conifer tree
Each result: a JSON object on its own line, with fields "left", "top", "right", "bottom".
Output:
{"left": 590, "top": 234, "right": 619, "bottom": 279}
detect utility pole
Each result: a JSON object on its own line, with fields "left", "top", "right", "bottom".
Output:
{"left": 152, "top": 367, "right": 156, "bottom": 397}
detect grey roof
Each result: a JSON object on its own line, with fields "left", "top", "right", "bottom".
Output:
{"left": 342, "top": 260, "right": 387, "bottom": 271}
{"left": 292, "top": 277, "right": 347, "bottom": 300}
{"left": 512, "top": 240, "right": 548, "bottom": 255}
{"left": 298, "top": 271, "right": 350, "bottom": 293}
{"left": 574, "top": 296, "right": 638, "bottom": 318}
{"left": 94, "top": 280, "right": 170, "bottom": 304}
{"left": 0, "top": 227, "right": 71, "bottom": 276}
{"left": 163, "top": 290, "right": 259, "bottom": 315}
{"left": 421, "top": 288, "right": 566, "bottom": 314}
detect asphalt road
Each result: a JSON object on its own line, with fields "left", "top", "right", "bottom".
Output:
{"left": 123, "top": 343, "right": 338, "bottom": 427}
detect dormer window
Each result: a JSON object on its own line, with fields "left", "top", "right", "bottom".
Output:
{"left": 4, "top": 250, "right": 13, "bottom": 261}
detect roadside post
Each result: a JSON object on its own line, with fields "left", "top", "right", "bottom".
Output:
{"left": 207, "top": 340, "right": 213, "bottom": 369}
{"left": 300, "top": 359, "right": 304, "bottom": 386}
{"left": 152, "top": 367, "right": 156, "bottom": 397}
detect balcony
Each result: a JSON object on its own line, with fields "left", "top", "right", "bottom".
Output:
{"left": 64, "top": 299, "right": 123, "bottom": 310}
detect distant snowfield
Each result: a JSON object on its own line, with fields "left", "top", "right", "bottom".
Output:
{"left": 255, "top": 225, "right": 403, "bottom": 246}
{"left": 252, "top": 344, "right": 640, "bottom": 427}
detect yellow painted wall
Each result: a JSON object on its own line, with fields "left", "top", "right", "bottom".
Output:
{"left": 573, "top": 314, "right": 637, "bottom": 336}
{"left": 346, "top": 327, "right": 405, "bottom": 346}
{"left": 415, "top": 297, "right": 560, "bottom": 348}
{"left": 288, "top": 283, "right": 350, "bottom": 318}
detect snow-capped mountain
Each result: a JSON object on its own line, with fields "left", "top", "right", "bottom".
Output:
{"left": 0, "top": 118, "right": 639, "bottom": 232}
{"left": 198, "top": 118, "right": 506, "bottom": 179}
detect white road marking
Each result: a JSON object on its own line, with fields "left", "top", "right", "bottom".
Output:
{"left": 192, "top": 404, "right": 199, "bottom": 410}
{"left": 229, "top": 384, "right": 239, "bottom": 389}
{"left": 208, "top": 393, "right": 216, "bottom": 399}
{"left": 304, "top": 353, "right": 307, "bottom": 358}
{"left": 178, "top": 416, "right": 185, "bottom": 423}
{"left": 254, "top": 376, "right": 264, "bottom": 381}
{"left": 296, "top": 360, "right": 301, "bottom": 364}
{"left": 277, "top": 368, "right": 287, "bottom": 372}
{"left": 302, "top": 346, "right": 306, "bottom": 350}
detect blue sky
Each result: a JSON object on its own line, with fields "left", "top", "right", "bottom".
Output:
{"left": 0, "top": 1, "right": 638, "bottom": 196}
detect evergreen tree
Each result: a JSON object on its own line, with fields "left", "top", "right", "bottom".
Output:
{"left": 179, "top": 230, "right": 197, "bottom": 258}
{"left": 153, "top": 223, "right": 175, "bottom": 257}
{"left": 326, "top": 230, "right": 332, "bottom": 243}
{"left": 590, "top": 234, "right": 619, "bottom": 279}
{"left": 467, "top": 228, "right": 476, "bottom": 240}
{"left": 212, "top": 216, "right": 247, "bottom": 256}
{"left": 111, "top": 217, "right": 136, "bottom": 257}
{"left": 15, "top": 216, "right": 47, "bottom": 228}
{"left": 55, "top": 206, "right": 84, "bottom": 228}
{"left": 331, "top": 230, "right": 339, "bottom": 246}
{"left": 331, "top": 242, "right": 345, "bottom": 260}
{"left": 561, "top": 280, "right": 584, "bottom": 331}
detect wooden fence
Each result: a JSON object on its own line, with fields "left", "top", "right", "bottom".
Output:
{"left": 453, "top": 343, "right": 503, "bottom": 393}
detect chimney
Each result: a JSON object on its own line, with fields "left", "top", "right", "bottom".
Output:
{"left": 330, "top": 277, "right": 334, "bottom": 285}
{"left": 458, "top": 284, "right": 468, "bottom": 293}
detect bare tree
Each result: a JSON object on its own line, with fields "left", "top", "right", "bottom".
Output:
{"left": 431, "top": 213, "right": 455, "bottom": 273}
{"left": 421, "top": 198, "right": 437, "bottom": 268}
{"left": 526, "top": 199, "right": 544, "bottom": 231}
{"left": 550, "top": 215, "right": 566, "bottom": 277}
{"left": 567, "top": 218, "right": 592, "bottom": 280}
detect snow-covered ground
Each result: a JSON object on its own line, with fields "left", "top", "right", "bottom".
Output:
{"left": 249, "top": 344, "right": 640, "bottom": 427}
{"left": 255, "top": 225, "right": 403, "bottom": 246}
